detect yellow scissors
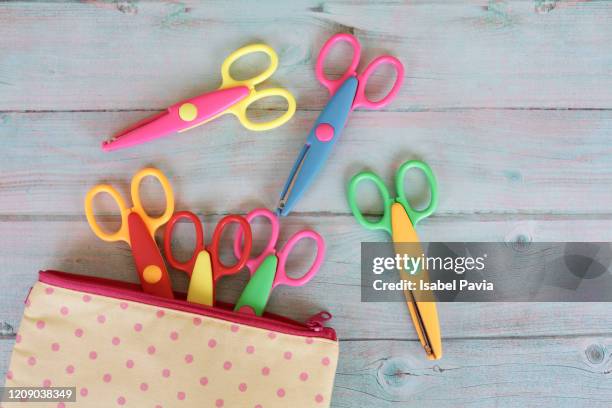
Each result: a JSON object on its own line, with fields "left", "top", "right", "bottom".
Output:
{"left": 85, "top": 168, "right": 175, "bottom": 298}
{"left": 348, "top": 160, "right": 442, "bottom": 360}
{"left": 102, "top": 44, "right": 297, "bottom": 151}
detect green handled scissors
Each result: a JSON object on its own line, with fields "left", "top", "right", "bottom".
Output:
{"left": 347, "top": 159, "right": 442, "bottom": 360}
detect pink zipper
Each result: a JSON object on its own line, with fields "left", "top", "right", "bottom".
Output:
{"left": 38, "top": 270, "right": 336, "bottom": 341}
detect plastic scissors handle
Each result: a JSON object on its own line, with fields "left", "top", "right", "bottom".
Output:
{"left": 163, "top": 211, "right": 205, "bottom": 276}
{"left": 221, "top": 44, "right": 279, "bottom": 89}
{"left": 129, "top": 168, "right": 175, "bottom": 235}
{"left": 274, "top": 230, "right": 325, "bottom": 288}
{"left": 209, "top": 215, "right": 253, "bottom": 283}
{"left": 395, "top": 160, "right": 438, "bottom": 226}
{"left": 84, "top": 184, "right": 131, "bottom": 243}
{"left": 353, "top": 55, "right": 404, "bottom": 110}
{"left": 347, "top": 171, "right": 395, "bottom": 236}
{"left": 315, "top": 33, "right": 361, "bottom": 96}
{"left": 233, "top": 208, "right": 280, "bottom": 275}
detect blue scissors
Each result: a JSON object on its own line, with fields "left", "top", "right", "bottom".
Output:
{"left": 276, "top": 33, "right": 404, "bottom": 216}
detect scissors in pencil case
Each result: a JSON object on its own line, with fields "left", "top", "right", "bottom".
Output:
{"left": 347, "top": 160, "right": 442, "bottom": 360}
{"left": 102, "top": 44, "right": 297, "bottom": 151}
{"left": 232, "top": 208, "right": 325, "bottom": 316}
{"left": 85, "top": 168, "right": 175, "bottom": 298}
{"left": 163, "top": 211, "right": 253, "bottom": 306}
{"left": 276, "top": 33, "right": 404, "bottom": 216}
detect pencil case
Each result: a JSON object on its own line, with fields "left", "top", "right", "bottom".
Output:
{"left": 4, "top": 270, "right": 338, "bottom": 407}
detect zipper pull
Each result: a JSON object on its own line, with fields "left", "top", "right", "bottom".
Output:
{"left": 306, "top": 311, "right": 332, "bottom": 331}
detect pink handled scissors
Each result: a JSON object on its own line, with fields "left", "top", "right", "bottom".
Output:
{"left": 276, "top": 33, "right": 404, "bottom": 216}
{"left": 232, "top": 208, "right": 325, "bottom": 315}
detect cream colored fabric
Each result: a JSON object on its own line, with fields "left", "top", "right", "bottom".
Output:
{"left": 4, "top": 282, "right": 338, "bottom": 407}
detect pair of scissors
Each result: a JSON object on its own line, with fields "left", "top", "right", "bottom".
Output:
{"left": 85, "top": 168, "right": 175, "bottom": 298}
{"left": 163, "top": 211, "right": 253, "bottom": 306}
{"left": 276, "top": 33, "right": 404, "bottom": 216}
{"left": 347, "top": 160, "right": 442, "bottom": 360}
{"left": 232, "top": 208, "right": 325, "bottom": 316}
{"left": 102, "top": 44, "right": 297, "bottom": 151}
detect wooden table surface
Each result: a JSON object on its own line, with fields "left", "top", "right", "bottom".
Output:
{"left": 1, "top": 1, "right": 612, "bottom": 407}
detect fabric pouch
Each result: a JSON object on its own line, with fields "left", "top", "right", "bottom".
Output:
{"left": 4, "top": 270, "right": 338, "bottom": 407}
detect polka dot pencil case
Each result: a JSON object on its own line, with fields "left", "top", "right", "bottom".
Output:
{"left": 4, "top": 270, "right": 339, "bottom": 407}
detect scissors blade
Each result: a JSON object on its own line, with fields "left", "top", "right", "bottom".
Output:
{"left": 102, "top": 86, "right": 250, "bottom": 151}
{"left": 276, "top": 76, "right": 358, "bottom": 216}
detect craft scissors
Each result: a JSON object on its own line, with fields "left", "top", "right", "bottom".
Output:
{"left": 232, "top": 208, "right": 325, "bottom": 316}
{"left": 276, "top": 33, "right": 404, "bottom": 216}
{"left": 102, "top": 44, "right": 297, "bottom": 151}
{"left": 163, "top": 211, "right": 253, "bottom": 306}
{"left": 85, "top": 168, "right": 175, "bottom": 298}
{"left": 347, "top": 160, "right": 442, "bottom": 360}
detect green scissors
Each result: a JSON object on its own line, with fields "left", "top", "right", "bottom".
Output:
{"left": 347, "top": 159, "right": 442, "bottom": 360}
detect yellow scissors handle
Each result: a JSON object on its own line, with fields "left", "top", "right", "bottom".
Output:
{"left": 130, "top": 168, "right": 175, "bottom": 236}
{"left": 220, "top": 43, "right": 279, "bottom": 89}
{"left": 84, "top": 184, "right": 131, "bottom": 244}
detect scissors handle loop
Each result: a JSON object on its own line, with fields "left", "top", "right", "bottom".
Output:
{"left": 315, "top": 33, "right": 361, "bottom": 95}
{"left": 221, "top": 44, "right": 279, "bottom": 89}
{"left": 231, "top": 87, "right": 297, "bottom": 131}
{"left": 276, "top": 230, "right": 325, "bottom": 288}
{"left": 233, "top": 208, "right": 280, "bottom": 274}
{"left": 130, "top": 168, "right": 175, "bottom": 235}
{"left": 84, "top": 184, "right": 131, "bottom": 243}
{"left": 210, "top": 215, "right": 253, "bottom": 282}
{"left": 163, "top": 211, "right": 205, "bottom": 276}
{"left": 395, "top": 160, "right": 439, "bottom": 225}
{"left": 347, "top": 171, "right": 394, "bottom": 235}
{"left": 353, "top": 55, "right": 404, "bottom": 110}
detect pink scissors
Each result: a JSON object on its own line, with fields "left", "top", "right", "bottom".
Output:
{"left": 232, "top": 208, "right": 325, "bottom": 316}
{"left": 276, "top": 33, "right": 404, "bottom": 216}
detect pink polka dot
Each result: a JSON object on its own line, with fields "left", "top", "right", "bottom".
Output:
{"left": 199, "top": 377, "right": 208, "bottom": 386}
{"left": 97, "top": 314, "right": 106, "bottom": 324}
{"left": 43, "top": 379, "right": 51, "bottom": 387}
{"left": 119, "top": 302, "right": 128, "bottom": 309}
{"left": 267, "top": 332, "right": 277, "bottom": 339}
{"left": 300, "top": 372, "right": 309, "bottom": 381}
{"left": 306, "top": 337, "right": 314, "bottom": 344}
{"left": 184, "top": 354, "right": 193, "bottom": 364}
{"left": 60, "top": 306, "right": 69, "bottom": 316}
{"left": 170, "top": 331, "right": 179, "bottom": 341}
{"left": 277, "top": 388, "right": 286, "bottom": 398}
{"left": 89, "top": 351, "right": 97, "bottom": 360}
{"left": 36, "top": 320, "right": 45, "bottom": 329}
{"left": 193, "top": 317, "right": 202, "bottom": 326}
{"left": 223, "top": 361, "right": 232, "bottom": 370}
{"left": 140, "top": 383, "right": 148, "bottom": 391}
{"left": 27, "top": 356, "right": 36, "bottom": 366}
{"left": 103, "top": 373, "right": 112, "bottom": 383}
{"left": 80, "top": 388, "right": 88, "bottom": 397}
{"left": 208, "top": 339, "right": 217, "bottom": 348}
{"left": 66, "top": 365, "right": 75, "bottom": 374}
{"left": 230, "top": 324, "right": 239, "bottom": 332}
{"left": 246, "top": 345, "right": 255, "bottom": 354}
{"left": 74, "top": 328, "right": 83, "bottom": 338}
{"left": 112, "top": 337, "right": 121, "bottom": 346}
{"left": 162, "top": 368, "right": 171, "bottom": 378}
{"left": 215, "top": 399, "right": 224, "bottom": 407}
{"left": 6, "top": 370, "right": 13, "bottom": 380}
{"left": 321, "top": 357, "right": 330, "bottom": 366}
{"left": 156, "top": 310, "right": 165, "bottom": 318}
{"left": 315, "top": 394, "right": 324, "bottom": 403}
{"left": 238, "top": 382, "right": 247, "bottom": 392}
{"left": 15, "top": 334, "right": 22, "bottom": 343}
{"left": 82, "top": 294, "right": 91, "bottom": 302}
{"left": 57, "top": 403, "right": 65, "bottom": 408}
{"left": 117, "top": 396, "right": 125, "bottom": 405}
{"left": 284, "top": 351, "right": 292, "bottom": 360}
{"left": 133, "top": 323, "right": 142, "bottom": 332}
{"left": 255, "top": 405, "right": 263, "bottom": 408}
{"left": 177, "top": 391, "right": 185, "bottom": 400}
{"left": 51, "top": 342, "right": 60, "bottom": 351}
{"left": 45, "top": 287, "right": 54, "bottom": 295}
{"left": 126, "top": 359, "right": 134, "bottom": 369}
{"left": 147, "top": 345, "right": 156, "bottom": 355}
{"left": 261, "top": 366, "right": 270, "bottom": 376}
